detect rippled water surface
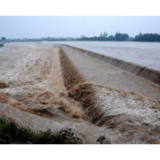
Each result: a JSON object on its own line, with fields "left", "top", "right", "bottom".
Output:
{"left": 52, "top": 41, "right": 160, "bottom": 72}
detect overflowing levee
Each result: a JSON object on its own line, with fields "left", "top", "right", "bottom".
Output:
{"left": 69, "top": 83, "right": 160, "bottom": 143}
{"left": 0, "top": 80, "right": 8, "bottom": 89}
{"left": 63, "top": 45, "right": 160, "bottom": 85}
{"left": 59, "top": 47, "right": 98, "bottom": 123}
{"left": 59, "top": 47, "right": 85, "bottom": 90}
{"left": 60, "top": 46, "right": 160, "bottom": 143}
{"left": 69, "top": 83, "right": 160, "bottom": 125}
{"left": 1, "top": 42, "right": 160, "bottom": 144}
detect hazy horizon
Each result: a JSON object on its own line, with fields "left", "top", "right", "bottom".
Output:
{"left": 0, "top": 16, "right": 160, "bottom": 39}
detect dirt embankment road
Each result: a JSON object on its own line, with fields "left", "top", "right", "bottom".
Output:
{"left": 0, "top": 43, "right": 160, "bottom": 144}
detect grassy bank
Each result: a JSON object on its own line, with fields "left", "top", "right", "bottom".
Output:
{"left": 0, "top": 118, "right": 82, "bottom": 144}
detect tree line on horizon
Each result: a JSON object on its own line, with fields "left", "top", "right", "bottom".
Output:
{"left": 1, "top": 33, "right": 160, "bottom": 42}
{"left": 79, "top": 32, "right": 130, "bottom": 41}
{"left": 78, "top": 32, "right": 160, "bottom": 42}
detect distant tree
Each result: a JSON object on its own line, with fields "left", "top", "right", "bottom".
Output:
{"left": 134, "top": 33, "right": 160, "bottom": 42}
{"left": 77, "top": 32, "right": 160, "bottom": 42}
{"left": 115, "top": 33, "right": 129, "bottom": 41}
{"left": 103, "top": 32, "right": 108, "bottom": 38}
{"left": 108, "top": 35, "right": 114, "bottom": 41}
{"left": 81, "top": 35, "right": 85, "bottom": 38}
{"left": 1, "top": 37, "right": 6, "bottom": 41}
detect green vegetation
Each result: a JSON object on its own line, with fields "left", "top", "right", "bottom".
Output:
{"left": 79, "top": 32, "right": 160, "bottom": 42}
{"left": 135, "top": 33, "right": 160, "bottom": 42}
{"left": 1, "top": 37, "right": 6, "bottom": 41}
{"left": 0, "top": 118, "right": 82, "bottom": 144}
{"left": 0, "top": 37, "right": 6, "bottom": 46}
{"left": 3, "top": 32, "right": 160, "bottom": 42}
{"left": 0, "top": 43, "right": 4, "bottom": 47}
{"left": 79, "top": 32, "right": 129, "bottom": 41}
{"left": 97, "top": 135, "right": 106, "bottom": 144}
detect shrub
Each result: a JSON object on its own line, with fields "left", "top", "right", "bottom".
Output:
{"left": 0, "top": 43, "right": 4, "bottom": 47}
{"left": 0, "top": 118, "right": 82, "bottom": 144}
{"left": 97, "top": 135, "right": 106, "bottom": 144}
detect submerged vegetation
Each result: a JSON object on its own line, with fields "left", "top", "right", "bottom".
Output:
{"left": 0, "top": 118, "right": 82, "bottom": 144}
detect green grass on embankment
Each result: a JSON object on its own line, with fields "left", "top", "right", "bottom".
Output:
{"left": 0, "top": 118, "right": 82, "bottom": 144}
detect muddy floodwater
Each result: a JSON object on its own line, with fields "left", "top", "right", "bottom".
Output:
{"left": 0, "top": 42, "right": 160, "bottom": 144}
{"left": 53, "top": 41, "right": 160, "bottom": 72}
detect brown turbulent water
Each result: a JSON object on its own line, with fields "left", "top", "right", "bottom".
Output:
{"left": 0, "top": 42, "right": 160, "bottom": 144}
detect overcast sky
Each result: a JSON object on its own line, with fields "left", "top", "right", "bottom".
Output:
{"left": 0, "top": 16, "right": 160, "bottom": 39}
